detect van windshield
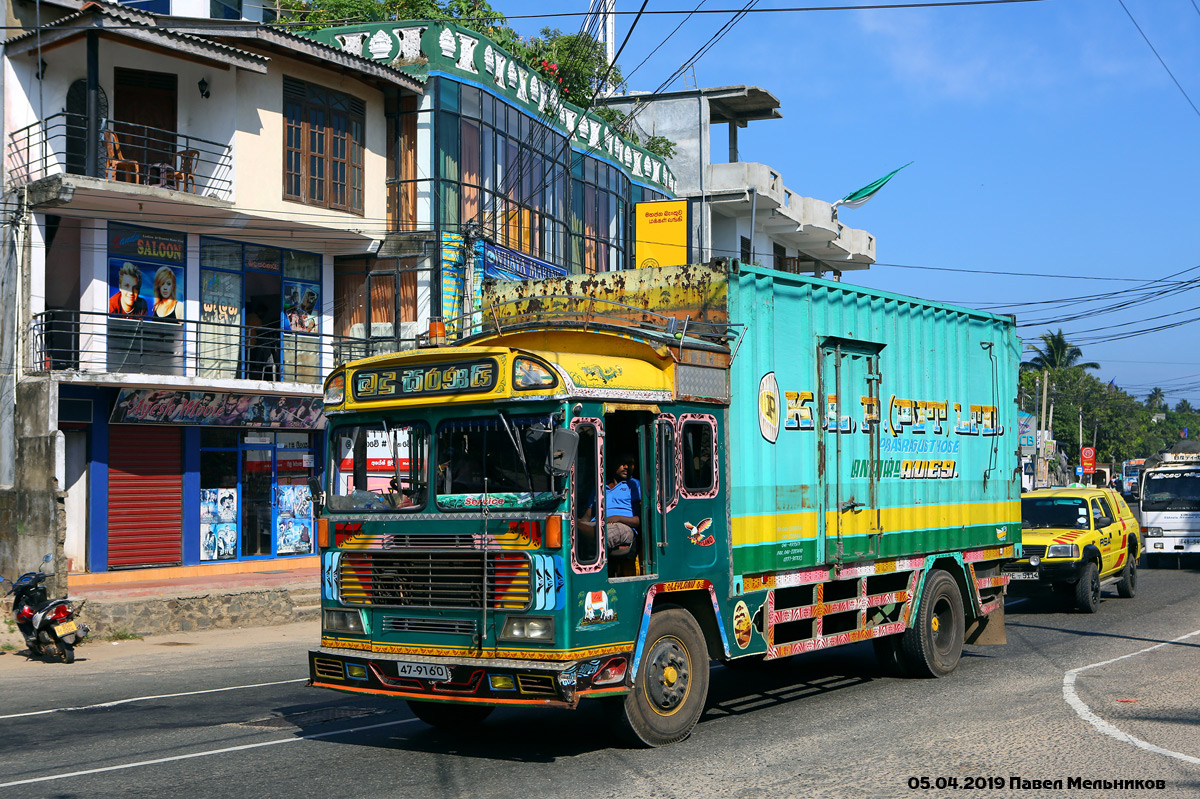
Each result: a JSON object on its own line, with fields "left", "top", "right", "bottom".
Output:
{"left": 1141, "top": 471, "right": 1200, "bottom": 511}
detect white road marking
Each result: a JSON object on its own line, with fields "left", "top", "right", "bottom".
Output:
{"left": 1062, "top": 627, "right": 1200, "bottom": 765}
{"left": 0, "top": 678, "right": 307, "bottom": 720}
{"left": 0, "top": 715, "right": 419, "bottom": 788}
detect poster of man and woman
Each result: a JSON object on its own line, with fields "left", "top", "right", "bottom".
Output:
{"left": 200, "top": 488, "right": 238, "bottom": 561}
{"left": 108, "top": 259, "right": 185, "bottom": 321}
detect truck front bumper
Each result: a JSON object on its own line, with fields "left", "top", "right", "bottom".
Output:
{"left": 308, "top": 647, "right": 631, "bottom": 708}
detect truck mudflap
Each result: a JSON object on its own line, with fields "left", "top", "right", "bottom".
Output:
{"left": 309, "top": 648, "right": 632, "bottom": 709}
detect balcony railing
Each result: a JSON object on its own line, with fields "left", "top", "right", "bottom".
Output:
{"left": 7, "top": 113, "right": 233, "bottom": 200}
{"left": 28, "top": 311, "right": 397, "bottom": 385}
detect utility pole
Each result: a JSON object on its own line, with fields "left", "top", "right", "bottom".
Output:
{"left": 1039, "top": 370, "right": 1049, "bottom": 487}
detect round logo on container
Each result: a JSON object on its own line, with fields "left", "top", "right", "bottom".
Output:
{"left": 733, "top": 601, "right": 753, "bottom": 649}
{"left": 758, "top": 372, "right": 781, "bottom": 443}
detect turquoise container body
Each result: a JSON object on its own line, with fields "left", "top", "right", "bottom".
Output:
{"left": 725, "top": 265, "right": 1022, "bottom": 577}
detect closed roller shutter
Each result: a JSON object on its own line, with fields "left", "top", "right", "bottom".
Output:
{"left": 108, "top": 427, "right": 182, "bottom": 568}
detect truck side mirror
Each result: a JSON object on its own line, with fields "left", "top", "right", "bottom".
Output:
{"left": 308, "top": 476, "right": 325, "bottom": 511}
{"left": 547, "top": 429, "right": 579, "bottom": 476}
{"left": 1095, "top": 515, "right": 1113, "bottom": 529}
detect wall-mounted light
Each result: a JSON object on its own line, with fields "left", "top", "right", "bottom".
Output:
{"left": 197, "top": 78, "right": 210, "bottom": 99}
{"left": 35, "top": 59, "right": 47, "bottom": 80}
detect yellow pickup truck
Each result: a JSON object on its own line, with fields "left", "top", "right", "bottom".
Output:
{"left": 1006, "top": 487, "right": 1140, "bottom": 612}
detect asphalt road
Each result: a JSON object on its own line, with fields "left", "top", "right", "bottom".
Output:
{"left": 2, "top": 564, "right": 1199, "bottom": 799}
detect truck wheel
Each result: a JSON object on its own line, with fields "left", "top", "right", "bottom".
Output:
{"left": 899, "top": 569, "right": 965, "bottom": 678}
{"left": 1075, "top": 561, "right": 1101, "bottom": 613}
{"left": 406, "top": 700, "right": 493, "bottom": 729}
{"left": 606, "top": 608, "right": 710, "bottom": 747}
{"left": 1117, "top": 551, "right": 1138, "bottom": 599}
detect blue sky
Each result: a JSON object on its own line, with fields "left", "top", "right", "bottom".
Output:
{"left": 496, "top": 0, "right": 1200, "bottom": 406}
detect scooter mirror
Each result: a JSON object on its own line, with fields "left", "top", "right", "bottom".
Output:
{"left": 42, "top": 554, "right": 55, "bottom": 576}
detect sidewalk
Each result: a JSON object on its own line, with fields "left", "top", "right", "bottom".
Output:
{"left": 58, "top": 560, "right": 321, "bottom": 640}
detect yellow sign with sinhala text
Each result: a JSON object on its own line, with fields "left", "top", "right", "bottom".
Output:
{"left": 635, "top": 200, "right": 689, "bottom": 269}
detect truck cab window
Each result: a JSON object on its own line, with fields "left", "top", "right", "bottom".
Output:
{"left": 681, "top": 419, "right": 715, "bottom": 494}
{"left": 327, "top": 422, "right": 428, "bottom": 512}
{"left": 573, "top": 423, "right": 601, "bottom": 566}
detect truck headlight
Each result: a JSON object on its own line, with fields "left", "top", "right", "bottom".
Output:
{"left": 324, "top": 608, "right": 365, "bottom": 634}
{"left": 1144, "top": 527, "right": 1163, "bottom": 537}
{"left": 1046, "top": 544, "right": 1080, "bottom": 559}
{"left": 499, "top": 616, "right": 555, "bottom": 642}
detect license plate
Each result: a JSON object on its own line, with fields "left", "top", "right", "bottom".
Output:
{"left": 394, "top": 661, "right": 451, "bottom": 681}
{"left": 53, "top": 620, "right": 77, "bottom": 636}
{"left": 1006, "top": 571, "right": 1039, "bottom": 581}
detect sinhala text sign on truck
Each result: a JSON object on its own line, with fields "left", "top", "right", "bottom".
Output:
{"left": 308, "top": 262, "right": 1021, "bottom": 746}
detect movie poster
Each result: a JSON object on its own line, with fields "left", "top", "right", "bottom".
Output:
{"left": 282, "top": 281, "right": 320, "bottom": 334}
{"left": 275, "top": 485, "right": 314, "bottom": 556}
{"left": 200, "top": 488, "right": 238, "bottom": 561}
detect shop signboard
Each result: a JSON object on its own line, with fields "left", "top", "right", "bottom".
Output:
{"left": 111, "top": 389, "right": 324, "bottom": 428}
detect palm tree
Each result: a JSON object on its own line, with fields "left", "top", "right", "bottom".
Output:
{"left": 1021, "top": 329, "right": 1100, "bottom": 371}
{"left": 1175, "top": 399, "right": 1194, "bottom": 414}
{"left": 1147, "top": 387, "right": 1166, "bottom": 409}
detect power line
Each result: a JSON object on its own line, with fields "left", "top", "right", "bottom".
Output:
{"left": 1117, "top": 0, "right": 1200, "bottom": 121}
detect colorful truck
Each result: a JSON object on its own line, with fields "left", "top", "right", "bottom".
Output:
{"left": 307, "top": 262, "right": 1021, "bottom": 746}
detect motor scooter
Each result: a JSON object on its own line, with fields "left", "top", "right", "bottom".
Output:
{"left": 2, "top": 554, "right": 89, "bottom": 663}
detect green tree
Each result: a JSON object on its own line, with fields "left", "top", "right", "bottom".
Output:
{"left": 523, "top": 26, "right": 622, "bottom": 102}
{"left": 1146, "top": 387, "right": 1166, "bottom": 409}
{"left": 1176, "top": 399, "right": 1194, "bottom": 414}
{"left": 1021, "top": 329, "right": 1099, "bottom": 371}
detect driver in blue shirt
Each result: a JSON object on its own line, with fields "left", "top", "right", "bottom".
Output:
{"left": 579, "top": 456, "right": 641, "bottom": 557}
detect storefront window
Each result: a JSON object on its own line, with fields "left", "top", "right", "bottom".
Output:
{"left": 198, "top": 237, "right": 321, "bottom": 383}
{"left": 199, "top": 430, "right": 316, "bottom": 561}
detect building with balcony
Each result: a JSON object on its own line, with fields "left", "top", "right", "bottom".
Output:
{"left": 597, "top": 85, "right": 876, "bottom": 278}
{"left": 0, "top": 1, "right": 423, "bottom": 579}
{"left": 0, "top": 8, "right": 677, "bottom": 583}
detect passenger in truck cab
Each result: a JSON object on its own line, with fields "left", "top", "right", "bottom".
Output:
{"left": 578, "top": 456, "right": 641, "bottom": 557}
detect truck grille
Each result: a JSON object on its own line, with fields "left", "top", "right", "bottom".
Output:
{"left": 1022, "top": 545, "right": 1046, "bottom": 559}
{"left": 380, "top": 616, "right": 478, "bottom": 636}
{"left": 339, "top": 551, "right": 532, "bottom": 610}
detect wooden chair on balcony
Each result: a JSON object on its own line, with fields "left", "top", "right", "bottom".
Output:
{"left": 103, "top": 128, "right": 139, "bottom": 183}
{"left": 174, "top": 149, "right": 199, "bottom": 193}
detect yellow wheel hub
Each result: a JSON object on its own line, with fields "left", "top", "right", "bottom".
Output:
{"left": 663, "top": 665, "right": 679, "bottom": 686}
{"left": 931, "top": 616, "right": 940, "bottom": 633}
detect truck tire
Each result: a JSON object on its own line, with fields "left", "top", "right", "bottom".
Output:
{"left": 606, "top": 608, "right": 710, "bottom": 747}
{"left": 1117, "top": 550, "right": 1138, "bottom": 599}
{"left": 1075, "top": 561, "right": 1101, "bottom": 613}
{"left": 406, "top": 700, "right": 493, "bottom": 729}
{"left": 899, "top": 569, "right": 965, "bottom": 678}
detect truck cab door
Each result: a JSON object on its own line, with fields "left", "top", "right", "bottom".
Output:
{"left": 819, "top": 342, "right": 882, "bottom": 564}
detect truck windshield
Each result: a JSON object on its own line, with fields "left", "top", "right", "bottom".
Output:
{"left": 326, "top": 422, "right": 429, "bottom": 512}
{"left": 1141, "top": 471, "right": 1200, "bottom": 511}
{"left": 1022, "top": 497, "right": 1089, "bottom": 529}
{"left": 436, "top": 414, "right": 558, "bottom": 511}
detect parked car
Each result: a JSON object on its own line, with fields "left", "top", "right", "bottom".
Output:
{"left": 1005, "top": 487, "right": 1140, "bottom": 612}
